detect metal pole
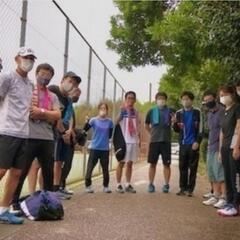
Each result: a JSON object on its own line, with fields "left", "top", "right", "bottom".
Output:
{"left": 112, "top": 79, "right": 117, "bottom": 120}
{"left": 103, "top": 66, "right": 107, "bottom": 100}
{"left": 86, "top": 47, "right": 92, "bottom": 105}
{"left": 52, "top": 0, "right": 126, "bottom": 95}
{"left": 63, "top": 18, "right": 70, "bottom": 74}
{"left": 121, "top": 88, "right": 124, "bottom": 101}
{"left": 20, "top": 0, "right": 28, "bottom": 47}
{"left": 149, "top": 82, "right": 152, "bottom": 102}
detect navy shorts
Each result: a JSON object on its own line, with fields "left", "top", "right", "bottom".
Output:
{"left": 54, "top": 138, "right": 73, "bottom": 162}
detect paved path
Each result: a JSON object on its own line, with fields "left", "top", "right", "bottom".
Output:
{"left": 1, "top": 160, "right": 240, "bottom": 240}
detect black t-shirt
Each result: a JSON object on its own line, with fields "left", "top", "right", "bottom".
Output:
{"left": 48, "top": 85, "right": 69, "bottom": 119}
{"left": 220, "top": 103, "right": 240, "bottom": 148}
{"left": 48, "top": 85, "right": 71, "bottom": 138}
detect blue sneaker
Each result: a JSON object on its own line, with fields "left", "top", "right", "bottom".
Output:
{"left": 148, "top": 183, "right": 155, "bottom": 193}
{"left": 162, "top": 184, "right": 170, "bottom": 193}
{"left": 0, "top": 210, "right": 24, "bottom": 224}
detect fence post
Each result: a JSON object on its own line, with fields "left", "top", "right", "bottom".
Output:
{"left": 149, "top": 82, "right": 152, "bottom": 102}
{"left": 63, "top": 17, "right": 70, "bottom": 74}
{"left": 86, "top": 47, "right": 92, "bottom": 105}
{"left": 20, "top": 0, "right": 28, "bottom": 47}
{"left": 121, "top": 88, "right": 124, "bottom": 101}
{"left": 112, "top": 79, "right": 117, "bottom": 120}
{"left": 103, "top": 66, "right": 107, "bottom": 100}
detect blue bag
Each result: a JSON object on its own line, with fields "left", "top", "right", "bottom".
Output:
{"left": 20, "top": 190, "right": 64, "bottom": 221}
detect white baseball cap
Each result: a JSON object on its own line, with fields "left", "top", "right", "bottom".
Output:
{"left": 17, "top": 47, "right": 37, "bottom": 59}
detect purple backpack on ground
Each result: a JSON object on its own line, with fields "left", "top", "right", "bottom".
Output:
{"left": 20, "top": 190, "right": 64, "bottom": 221}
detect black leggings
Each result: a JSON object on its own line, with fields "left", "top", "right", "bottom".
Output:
{"left": 85, "top": 150, "right": 110, "bottom": 187}
{"left": 12, "top": 139, "right": 54, "bottom": 205}
{"left": 221, "top": 147, "right": 240, "bottom": 207}
{"left": 60, "top": 145, "right": 74, "bottom": 189}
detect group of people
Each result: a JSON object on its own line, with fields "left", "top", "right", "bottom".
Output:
{"left": 0, "top": 47, "right": 81, "bottom": 224}
{"left": 201, "top": 86, "right": 240, "bottom": 217}
{"left": 144, "top": 86, "right": 240, "bottom": 218}
{"left": 81, "top": 79, "right": 240, "bottom": 219}
{"left": 0, "top": 46, "right": 240, "bottom": 226}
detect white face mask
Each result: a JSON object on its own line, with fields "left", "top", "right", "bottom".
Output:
{"left": 99, "top": 110, "right": 107, "bottom": 117}
{"left": 182, "top": 100, "right": 192, "bottom": 109}
{"left": 20, "top": 59, "right": 34, "bottom": 72}
{"left": 62, "top": 82, "right": 73, "bottom": 93}
{"left": 220, "top": 95, "right": 233, "bottom": 106}
{"left": 156, "top": 99, "right": 166, "bottom": 108}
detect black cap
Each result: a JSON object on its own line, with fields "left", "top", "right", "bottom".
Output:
{"left": 64, "top": 71, "right": 81, "bottom": 84}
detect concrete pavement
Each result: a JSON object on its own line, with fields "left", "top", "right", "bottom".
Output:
{"left": 1, "top": 160, "right": 240, "bottom": 240}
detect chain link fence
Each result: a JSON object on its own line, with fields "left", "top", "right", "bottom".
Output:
{"left": 0, "top": 0, "right": 147, "bottom": 195}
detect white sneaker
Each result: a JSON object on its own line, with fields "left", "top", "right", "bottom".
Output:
{"left": 214, "top": 199, "right": 227, "bottom": 209}
{"left": 217, "top": 205, "right": 229, "bottom": 214}
{"left": 103, "top": 187, "right": 112, "bottom": 193}
{"left": 85, "top": 186, "right": 94, "bottom": 193}
{"left": 203, "top": 197, "right": 218, "bottom": 206}
{"left": 218, "top": 207, "right": 238, "bottom": 217}
{"left": 203, "top": 192, "right": 214, "bottom": 198}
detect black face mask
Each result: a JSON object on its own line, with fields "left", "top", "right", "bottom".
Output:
{"left": 206, "top": 100, "right": 216, "bottom": 109}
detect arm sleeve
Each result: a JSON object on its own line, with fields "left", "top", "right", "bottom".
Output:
{"left": 195, "top": 110, "right": 203, "bottom": 144}
{"left": 0, "top": 73, "right": 10, "bottom": 100}
{"left": 235, "top": 105, "right": 240, "bottom": 119}
{"left": 83, "top": 118, "right": 94, "bottom": 132}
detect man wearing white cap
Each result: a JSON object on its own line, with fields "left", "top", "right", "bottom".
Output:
{"left": 0, "top": 47, "right": 36, "bottom": 224}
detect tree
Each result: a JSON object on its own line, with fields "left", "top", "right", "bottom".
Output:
{"left": 106, "top": 0, "right": 169, "bottom": 71}
{"left": 107, "top": 1, "right": 240, "bottom": 109}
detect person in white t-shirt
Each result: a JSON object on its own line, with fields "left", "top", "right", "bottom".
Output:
{"left": 115, "top": 91, "right": 140, "bottom": 193}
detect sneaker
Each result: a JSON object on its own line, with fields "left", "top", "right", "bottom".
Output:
{"left": 217, "top": 203, "right": 234, "bottom": 213}
{"left": 162, "top": 184, "right": 170, "bottom": 193}
{"left": 218, "top": 207, "right": 238, "bottom": 217}
{"left": 203, "top": 197, "right": 218, "bottom": 206}
{"left": 56, "top": 190, "right": 71, "bottom": 200}
{"left": 9, "top": 204, "right": 22, "bottom": 217}
{"left": 176, "top": 190, "right": 186, "bottom": 196}
{"left": 85, "top": 186, "right": 94, "bottom": 193}
{"left": 148, "top": 183, "right": 155, "bottom": 193}
{"left": 103, "top": 187, "right": 112, "bottom": 193}
{"left": 203, "top": 192, "right": 214, "bottom": 199}
{"left": 116, "top": 185, "right": 125, "bottom": 194}
{"left": 60, "top": 188, "right": 74, "bottom": 195}
{"left": 214, "top": 199, "right": 227, "bottom": 209}
{"left": 0, "top": 210, "right": 24, "bottom": 224}
{"left": 125, "top": 184, "right": 136, "bottom": 193}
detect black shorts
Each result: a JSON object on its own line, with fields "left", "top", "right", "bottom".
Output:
{"left": 147, "top": 142, "right": 171, "bottom": 166}
{"left": 54, "top": 137, "right": 73, "bottom": 162}
{"left": 0, "top": 135, "right": 27, "bottom": 170}
{"left": 25, "top": 139, "right": 54, "bottom": 165}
